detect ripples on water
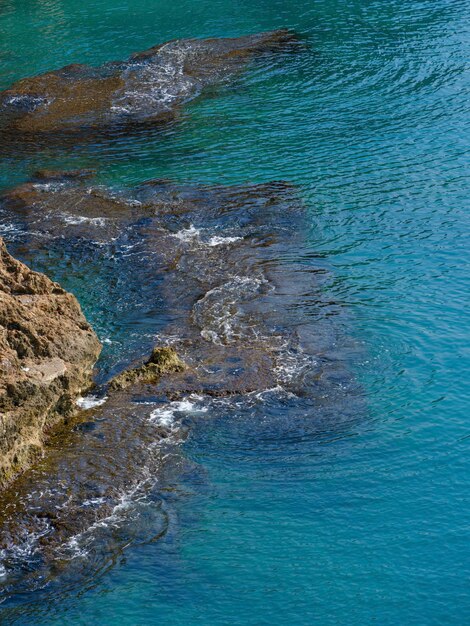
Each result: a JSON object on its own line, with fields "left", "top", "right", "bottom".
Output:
{"left": 0, "top": 0, "right": 469, "bottom": 624}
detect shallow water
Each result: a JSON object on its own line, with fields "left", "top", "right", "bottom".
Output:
{"left": 0, "top": 0, "right": 469, "bottom": 624}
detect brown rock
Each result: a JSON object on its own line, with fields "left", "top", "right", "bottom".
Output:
{"left": 109, "top": 346, "right": 185, "bottom": 390}
{"left": 0, "top": 238, "right": 102, "bottom": 488}
{"left": 0, "top": 30, "right": 299, "bottom": 137}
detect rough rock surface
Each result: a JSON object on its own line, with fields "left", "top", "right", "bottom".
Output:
{"left": 0, "top": 30, "right": 298, "bottom": 136}
{"left": 0, "top": 238, "right": 101, "bottom": 488}
{"left": 109, "top": 346, "right": 185, "bottom": 390}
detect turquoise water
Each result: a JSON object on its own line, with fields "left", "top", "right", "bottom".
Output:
{"left": 1, "top": 0, "right": 469, "bottom": 624}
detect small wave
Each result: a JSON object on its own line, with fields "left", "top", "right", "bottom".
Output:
{"left": 76, "top": 395, "right": 108, "bottom": 410}
{"left": 193, "top": 276, "right": 265, "bottom": 345}
{"left": 150, "top": 397, "right": 207, "bottom": 428}
{"left": 60, "top": 214, "right": 108, "bottom": 226}
{"left": 207, "top": 235, "right": 242, "bottom": 246}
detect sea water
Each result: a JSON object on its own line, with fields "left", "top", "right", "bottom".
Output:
{"left": 0, "top": 0, "right": 469, "bottom": 624}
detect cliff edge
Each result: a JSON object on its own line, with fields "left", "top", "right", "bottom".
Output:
{"left": 0, "top": 238, "right": 101, "bottom": 487}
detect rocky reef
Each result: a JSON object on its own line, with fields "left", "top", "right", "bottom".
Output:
{"left": 0, "top": 30, "right": 298, "bottom": 137}
{"left": 0, "top": 238, "right": 102, "bottom": 488}
{"left": 0, "top": 170, "right": 362, "bottom": 600}
{"left": 0, "top": 24, "right": 358, "bottom": 607}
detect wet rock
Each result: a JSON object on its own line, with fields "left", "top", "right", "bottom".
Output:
{"left": 31, "top": 168, "right": 96, "bottom": 182}
{"left": 0, "top": 172, "right": 307, "bottom": 396}
{"left": 109, "top": 346, "right": 185, "bottom": 390}
{"left": 0, "top": 30, "right": 299, "bottom": 137}
{"left": 0, "top": 176, "right": 360, "bottom": 594}
{"left": 0, "top": 238, "right": 102, "bottom": 488}
{"left": 0, "top": 170, "right": 300, "bottom": 245}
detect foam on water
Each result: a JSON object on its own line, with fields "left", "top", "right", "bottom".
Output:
{"left": 172, "top": 224, "right": 200, "bottom": 242}
{"left": 60, "top": 214, "right": 108, "bottom": 226}
{"left": 207, "top": 235, "right": 242, "bottom": 246}
{"left": 111, "top": 44, "right": 197, "bottom": 117}
{"left": 192, "top": 276, "right": 267, "bottom": 345}
{"left": 150, "top": 397, "right": 208, "bottom": 436}
{"left": 59, "top": 477, "right": 153, "bottom": 561}
{"left": 3, "top": 94, "right": 51, "bottom": 110}
{"left": 76, "top": 395, "right": 108, "bottom": 410}
{"left": 32, "top": 182, "right": 67, "bottom": 192}
{"left": 274, "top": 347, "right": 318, "bottom": 385}
{"left": 172, "top": 224, "right": 241, "bottom": 247}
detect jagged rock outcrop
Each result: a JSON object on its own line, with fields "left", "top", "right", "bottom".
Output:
{"left": 109, "top": 346, "right": 185, "bottom": 390}
{"left": 0, "top": 29, "right": 299, "bottom": 137}
{"left": 0, "top": 238, "right": 102, "bottom": 487}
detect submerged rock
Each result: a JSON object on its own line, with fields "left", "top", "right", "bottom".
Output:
{"left": 0, "top": 175, "right": 360, "bottom": 595}
{"left": 0, "top": 172, "right": 306, "bottom": 395}
{"left": 0, "top": 30, "right": 298, "bottom": 137}
{"left": 0, "top": 172, "right": 332, "bottom": 398}
{"left": 0, "top": 238, "right": 101, "bottom": 488}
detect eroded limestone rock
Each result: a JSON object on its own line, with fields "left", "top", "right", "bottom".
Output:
{"left": 0, "top": 238, "right": 102, "bottom": 487}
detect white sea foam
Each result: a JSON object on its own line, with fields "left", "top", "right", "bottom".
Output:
{"left": 112, "top": 43, "right": 197, "bottom": 117}
{"left": 5, "top": 95, "right": 30, "bottom": 106}
{"left": 0, "top": 517, "right": 52, "bottom": 571}
{"left": 82, "top": 497, "right": 107, "bottom": 507}
{"left": 76, "top": 395, "right": 108, "bottom": 410}
{"left": 274, "top": 349, "right": 317, "bottom": 384}
{"left": 63, "top": 478, "right": 151, "bottom": 559}
{"left": 207, "top": 235, "right": 242, "bottom": 246}
{"left": 0, "top": 222, "right": 23, "bottom": 235}
{"left": 150, "top": 397, "right": 207, "bottom": 428}
{"left": 172, "top": 225, "right": 241, "bottom": 248}
{"left": 193, "top": 276, "right": 265, "bottom": 345}
{"left": 32, "top": 181, "right": 66, "bottom": 192}
{"left": 60, "top": 214, "right": 107, "bottom": 226}
{"left": 173, "top": 224, "right": 201, "bottom": 242}
{"left": 4, "top": 94, "right": 51, "bottom": 109}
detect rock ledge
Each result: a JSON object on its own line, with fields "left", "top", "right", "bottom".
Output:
{"left": 0, "top": 238, "right": 101, "bottom": 487}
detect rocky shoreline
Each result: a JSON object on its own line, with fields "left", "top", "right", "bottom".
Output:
{"left": 0, "top": 28, "right": 304, "bottom": 493}
{"left": 0, "top": 238, "right": 101, "bottom": 488}
{"left": 0, "top": 168, "right": 354, "bottom": 577}
{"left": 0, "top": 29, "right": 359, "bottom": 596}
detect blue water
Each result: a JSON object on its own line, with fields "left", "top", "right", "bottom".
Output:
{"left": 1, "top": 0, "right": 469, "bottom": 624}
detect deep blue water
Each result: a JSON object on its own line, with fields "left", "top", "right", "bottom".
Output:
{"left": 0, "top": 0, "right": 469, "bottom": 623}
